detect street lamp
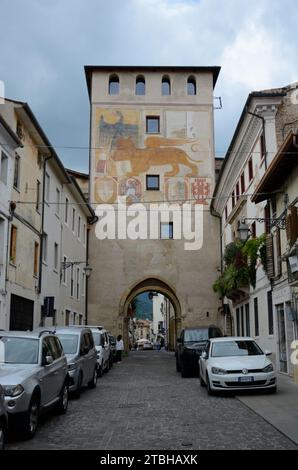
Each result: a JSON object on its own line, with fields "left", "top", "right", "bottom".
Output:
{"left": 60, "top": 261, "right": 92, "bottom": 280}
{"left": 237, "top": 220, "right": 251, "bottom": 241}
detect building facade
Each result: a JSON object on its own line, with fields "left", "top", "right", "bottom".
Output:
{"left": 85, "top": 66, "right": 222, "bottom": 346}
{"left": 212, "top": 82, "right": 298, "bottom": 379}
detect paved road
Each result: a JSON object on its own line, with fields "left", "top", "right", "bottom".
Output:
{"left": 7, "top": 351, "right": 297, "bottom": 450}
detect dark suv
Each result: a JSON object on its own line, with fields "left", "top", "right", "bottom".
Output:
{"left": 175, "top": 326, "right": 223, "bottom": 377}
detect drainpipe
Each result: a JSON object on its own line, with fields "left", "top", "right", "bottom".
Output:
{"left": 38, "top": 155, "right": 53, "bottom": 296}
{"left": 85, "top": 213, "right": 98, "bottom": 325}
{"left": 246, "top": 107, "right": 267, "bottom": 170}
{"left": 210, "top": 207, "right": 225, "bottom": 331}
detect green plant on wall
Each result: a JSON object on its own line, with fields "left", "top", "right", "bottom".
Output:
{"left": 213, "top": 234, "right": 267, "bottom": 297}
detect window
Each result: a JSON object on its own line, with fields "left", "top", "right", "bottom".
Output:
{"left": 78, "top": 216, "right": 81, "bottom": 239}
{"left": 254, "top": 298, "right": 259, "bottom": 336}
{"left": 78, "top": 314, "right": 83, "bottom": 326}
{"left": 245, "top": 303, "right": 250, "bottom": 336}
{"left": 240, "top": 306, "right": 244, "bottom": 336}
{"left": 236, "top": 182, "right": 240, "bottom": 201}
{"left": 251, "top": 221, "right": 256, "bottom": 238}
{"left": 146, "top": 116, "right": 160, "bottom": 134}
{"left": 83, "top": 224, "right": 86, "bottom": 245}
{"left": 236, "top": 308, "right": 240, "bottom": 336}
{"left": 264, "top": 204, "right": 271, "bottom": 234}
{"left": 225, "top": 206, "right": 228, "bottom": 221}
{"left": 260, "top": 132, "right": 266, "bottom": 159}
{"left": 45, "top": 172, "right": 50, "bottom": 203}
{"left": 76, "top": 267, "right": 80, "bottom": 300}
{"left": 36, "top": 180, "right": 41, "bottom": 212}
{"left": 136, "top": 75, "right": 145, "bottom": 95}
{"left": 187, "top": 76, "right": 196, "bottom": 95}
{"left": 231, "top": 190, "right": 235, "bottom": 209}
{"left": 54, "top": 242, "right": 59, "bottom": 271}
{"left": 33, "top": 242, "right": 39, "bottom": 277}
{"left": 55, "top": 188, "right": 60, "bottom": 215}
{"left": 82, "top": 272, "right": 86, "bottom": 297}
{"left": 42, "top": 233, "right": 48, "bottom": 263}
{"left": 10, "top": 225, "right": 17, "bottom": 264}
{"left": 14, "top": 154, "right": 20, "bottom": 189}
{"left": 72, "top": 208, "right": 76, "bottom": 232}
{"left": 0, "top": 152, "right": 8, "bottom": 185}
{"left": 162, "top": 76, "right": 171, "bottom": 95}
{"left": 65, "top": 198, "right": 69, "bottom": 223}
{"left": 108, "top": 74, "right": 119, "bottom": 95}
{"left": 240, "top": 172, "right": 245, "bottom": 194}
{"left": 267, "top": 291, "right": 274, "bottom": 335}
{"left": 62, "top": 256, "right": 67, "bottom": 284}
{"left": 70, "top": 265, "right": 74, "bottom": 297}
{"left": 146, "top": 175, "right": 159, "bottom": 190}
{"left": 160, "top": 222, "right": 173, "bottom": 239}
{"left": 65, "top": 309, "right": 70, "bottom": 326}
{"left": 248, "top": 157, "right": 253, "bottom": 181}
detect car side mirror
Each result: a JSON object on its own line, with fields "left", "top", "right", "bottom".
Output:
{"left": 265, "top": 350, "right": 272, "bottom": 356}
{"left": 201, "top": 351, "right": 207, "bottom": 359}
{"left": 45, "top": 355, "right": 54, "bottom": 365}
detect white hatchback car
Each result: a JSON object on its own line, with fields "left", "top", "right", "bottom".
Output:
{"left": 199, "top": 337, "right": 276, "bottom": 395}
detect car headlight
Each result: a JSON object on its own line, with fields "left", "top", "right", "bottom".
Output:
{"left": 3, "top": 384, "right": 24, "bottom": 397}
{"left": 67, "top": 363, "right": 77, "bottom": 371}
{"left": 211, "top": 367, "right": 227, "bottom": 375}
{"left": 263, "top": 364, "right": 274, "bottom": 373}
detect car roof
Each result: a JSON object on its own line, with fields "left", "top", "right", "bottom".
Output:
{"left": 0, "top": 330, "right": 52, "bottom": 339}
{"left": 53, "top": 327, "right": 92, "bottom": 334}
{"left": 183, "top": 325, "right": 218, "bottom": 330}
{"left": 70, "top": 325, "right": 108, "bottom": 333}
{"left": 210, "top": 336, "right": 255, "bottom": 343}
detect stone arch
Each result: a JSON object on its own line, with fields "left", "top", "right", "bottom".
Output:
{"left": 118, "top": 276, "right": 182, "bottom": 350}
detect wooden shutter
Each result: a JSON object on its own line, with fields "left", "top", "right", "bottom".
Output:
{"left": 10, "top": 226, "right": 17, "bottom": 264}
{"left": 266, "top": 234, "right": 275, "bottom": 278}
{"left": 286, "top": 206, "right": 298, "bottom": 247}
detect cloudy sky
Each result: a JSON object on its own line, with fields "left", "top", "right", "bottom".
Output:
{"left": 1, "top": 0, "right": 297, "bottom": 171}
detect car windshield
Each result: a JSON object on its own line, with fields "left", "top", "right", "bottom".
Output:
{"left": 56, "top": 334, "right": 78, "bottom": 354}
{"left": 184, "top": 329, "right": 209, "bottom": 342}
{"left": 211, "top": 340, "right": 264, "bottom": 357}
{"left": 0, "top": 337, "right": 39, "bottom": 364}
{"left": 92, "top": 332, "right": 103, "bottom": 347}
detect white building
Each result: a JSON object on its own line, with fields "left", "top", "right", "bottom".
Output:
{"left": 152, "top": 293, "right": 165, "bottom": 343}
{"left": 212, "top": 83, "right": 298, "bottom": 377}
{"left": 0, "top": 115, "right": 22, "bottom": 328}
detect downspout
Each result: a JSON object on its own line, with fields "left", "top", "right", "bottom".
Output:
{"left": 38, "top": 155, "right": 53, "bottom": 295}
{"left": 210, "top": 206, "right": 225, "bottom": 331}
{"left": 246, "top": 108, "right": 267, "bottom": 170}
{"left": 85, "top": 213, "right": 98, "bottom": 325}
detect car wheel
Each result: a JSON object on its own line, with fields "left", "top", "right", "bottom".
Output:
{"left": 56, "top": 381, "right": 69, "bottom": 415}
{"left": 109, "top": 357, "right": 113, "bottom": 369}
{"left": 267, "top": 386, "right": 277, "bottom": 394}
{"left": 88, "top": 368, "right": 98, "bottom": 389}
{"left": 176, "top": 357, "right": 181, "bottom": 372}
{"left": 73, "top": 372, "right": 83, "bottom": 399}
{"left": 206, "top": 373, "right": 214, "bottom": 396}
{"left": 0, "top": 419, "right": 6, "bottom": 450}
{"left": 97, "top": 365, "right": 103, "bottom": 378}
{"left": 200, "top": 375, "right": 206, "bottom": 387}
{"left": 22, "top": 394, "right": 40, "bottom": 439}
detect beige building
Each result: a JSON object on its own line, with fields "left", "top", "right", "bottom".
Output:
{"left": 85, "top": 65, "right": 222, "bottom": 347}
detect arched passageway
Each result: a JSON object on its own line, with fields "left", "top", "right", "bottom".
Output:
{"left": 118, "top": 277, "right": 182, "bottom": 351}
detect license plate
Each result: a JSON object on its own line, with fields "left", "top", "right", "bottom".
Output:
{"left": 238, "top": 376, "right": 254, "bottom": 382}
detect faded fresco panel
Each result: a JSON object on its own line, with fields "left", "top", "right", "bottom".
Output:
{"left": 166, "top": 111, "right": 187, "bottom": 139}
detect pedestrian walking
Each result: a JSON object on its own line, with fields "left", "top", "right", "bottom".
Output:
{"left": 116, "top": 335, "right": 124, "bottom": 363}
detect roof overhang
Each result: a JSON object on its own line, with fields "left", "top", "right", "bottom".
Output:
{"left": 252, "top": 132, "right": 298, "bottom": 204}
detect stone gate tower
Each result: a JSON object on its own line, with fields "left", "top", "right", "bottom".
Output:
{"left": 85, "top": 66, "right": 222, "bottom": 344}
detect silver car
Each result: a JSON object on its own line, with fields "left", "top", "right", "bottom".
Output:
{"left": 54, "top": 327, "right": 98, "bottom": 398}
{"left": 72, "top": 326, "right": 111, "bottom": 377}
{"left": 0, "top": 330, "right": 69, "bottom": 439}
{"left": 0, "top": 385, "right": 8, "bottom": 450}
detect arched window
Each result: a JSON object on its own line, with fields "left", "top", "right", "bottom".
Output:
{"left": 187, "top": 76, "right": 196, "bottom": 95}
{"left": 109, "top": 74, "right": 119, "bottom": 95}
{"left": 162, "top": 76, "right": 171, "bottom": 96}
{"left": 136, "top": 75, "right": 145, "bottom": 95}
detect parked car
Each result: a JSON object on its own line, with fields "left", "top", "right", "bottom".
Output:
{"left": 142, "top": 340, "right": 154, "bottom": 350}
{"left": 108, "top": 334, "right": 117, "bottom": 366}
{"left": 72, "top": 326, "right": 111, "bottom": 377}
{"left": 199, "top": 337, "right": 277, "bottom": 395}
{"left": 54, "top": 327, "right": 98, "bottom": 398}
{"left": 0, "top": 385, "right": 8, "bottom": 450}
{"left": 0, "top": 330, "right": 69, "bottom": 439}
{"left": 175, "top": 326, "right": 223, "bottom": 377}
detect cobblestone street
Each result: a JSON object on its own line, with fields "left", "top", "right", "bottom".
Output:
{"left": 7, "top": 351, "right": 297, "bottom": 450}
